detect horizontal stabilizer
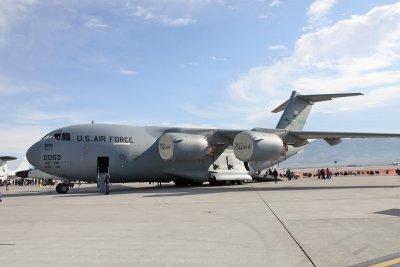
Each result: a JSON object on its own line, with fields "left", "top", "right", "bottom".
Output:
{"left": 297, "top": 93, "right": 363, "bottom": 103}
{"left": 272, "top": 92, "right": 363, "bottom": 113}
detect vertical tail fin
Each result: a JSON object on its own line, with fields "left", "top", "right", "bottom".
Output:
{"left": 272, "top": 91, "right": 363, "bottom": 130}
{"left": 15, "top": 156, "right": 31, "bottom": 172}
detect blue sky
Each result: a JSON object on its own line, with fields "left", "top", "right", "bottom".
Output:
{"left": 1, "top": 0, "right": 400, "bottom": 168}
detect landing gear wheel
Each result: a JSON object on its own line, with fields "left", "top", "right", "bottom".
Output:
{"left": 190, "top": 182, "right": 204, "bottom": 187}
{"left": 174, "top": 181, "right": 191, "bottom": 187}
{"left": 56, "top": 183, "right": 69, "bottom": 194}
{"left": 208, "top": 176, "right": 217, "bottom": 186}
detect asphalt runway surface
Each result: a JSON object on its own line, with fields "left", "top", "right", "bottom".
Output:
{"left": 1, "top": 175, "right": 400, "bottom": 267}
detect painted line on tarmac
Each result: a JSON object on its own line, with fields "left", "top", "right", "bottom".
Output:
{"left": 255, "top": 191, "right": 317, "bottom": 267}
{"left": 369, "top": 257, "right": 400, "bottom": 267}
{"left": 350, "top": 252, "right": 400, "bottom": 267}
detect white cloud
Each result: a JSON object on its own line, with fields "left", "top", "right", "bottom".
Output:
{"left": 133, "top": 5, "right": 156, "bottom": 20}
{"left": 163, "top": 16, "right": 196, "bottom": 26}
{"left": 16, "top": 110, "right": 78, "bottom": 123}
{"left": 268, "top": 44, "right": 286, "bottom": 51}
{"left": 0, "top": 77, "right": 43, "bottom": 96}
{"left": 229, "top": 2, "right": 400, "bottom": 116}
{"left": 305, "top": 0, "right": 337, "bottom": 31}
{"left": 210, "top": 56, "right": 228, "bottom": 61}
{"left": 85, "top": 16, "right": 109, "bottom": 30}
{"left": 307, "top": 0, "right": 337, "bottom": 17}
{"left": 179, "top": 62, "right": 199, "bottom": 68}
{"left": 181, "top": 103, "right": 226, "bottom": 119}
{"left": 132, "top": 5, "right": 196, "bottom": 27}
{"left": 119, "top": 68, "right": 137, "bottom": 75}
{"left": 270, "top": 0, "right": 281, "bottom": 8}
{"left": 0, "top": 125, "right": 50, "bottom": 154}
{"left": 0, "top": 0, "right": 39, "bottom": 48}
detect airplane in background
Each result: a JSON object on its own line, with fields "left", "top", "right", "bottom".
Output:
{"left": 26, "top": 91, "right": 400, "bottom": 194}
{"left": 391, "top": 160, "right": 400, "bottom": 166}
{"left": 15, "top": 166, "right": 59, "bottom": 180}
{"left": 0, "top": 156, "right": 17, "bottom": 181}
{"left": 0, "top": 156, "right": 30, "bottom": 181}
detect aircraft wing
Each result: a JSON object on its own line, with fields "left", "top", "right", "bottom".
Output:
{"left": 146, "top": 126, "right": 400, "bottom": 147}
{"left": 288, "top": 131, "right": 400, "bottom": 146}
{"left": 289, "top": 131, "right": 400, "bottom": 139}
{"left": 145, "top": 126, "right": 244, "bottom": 145}
{"left": 215, "top": 129, "right": 244, "bottom": 142}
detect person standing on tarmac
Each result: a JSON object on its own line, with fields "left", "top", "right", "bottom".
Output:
{"left": 326, "top": 168, "right": 332, "bottom": 179}
{"left": 104, "top": 175, "right": 110, "bottom": 195}
{"left": 320, "top": 169, "right": 326, "bottom": 180}
{"left": 286, "top": 169, "right": 291, "bottom": 181}
{"left": 273, "top": 169, "right": 279, "bottom": 183}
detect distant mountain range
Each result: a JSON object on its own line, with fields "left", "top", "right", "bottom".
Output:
{"left": 280, "top": 138, "right": 400, "bottom": 168}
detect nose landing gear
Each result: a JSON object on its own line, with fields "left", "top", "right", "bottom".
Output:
{"left": 56, "top": 183, "right": 69, "bottom": 194}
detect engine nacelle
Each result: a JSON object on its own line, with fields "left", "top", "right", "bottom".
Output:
{"left": 159, "top": 133, "right": 209, "bottom": 161}
{"left": 233, "top": 131, "right": 284, "bottom": 162}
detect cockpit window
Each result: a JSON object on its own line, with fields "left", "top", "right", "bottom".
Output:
{"left": 61, "top": 133, "right": 71, "bottom": 141}
{"left": 41, "top": 132, "right": 62, "bottom": 140}
{"left": 41, "top": 134, "right": 51, "bottom": 140}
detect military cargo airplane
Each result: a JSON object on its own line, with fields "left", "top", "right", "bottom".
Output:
{"left": 0, "top": 156, "right": 17, "bottom": 181}
{"left": 0, "top": 156, "right": 30, "bottom": 181}
{"left": 15, "top": 166, "right": 59, "bottom": 180}
{"left": 26, "top": 91, "right": 400, "bottom": 194}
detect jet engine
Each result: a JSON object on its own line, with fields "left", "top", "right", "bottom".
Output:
{"left": 233, "top": 131, "right": 284, "bottom": 162}
{"left": 159, "top": 133, "right": 209, "bottom": 161}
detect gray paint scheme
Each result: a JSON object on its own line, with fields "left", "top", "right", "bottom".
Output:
{"left": 26, "top": 91, "right": 400, "bottom": 186}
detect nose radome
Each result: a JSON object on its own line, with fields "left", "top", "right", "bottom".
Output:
{"left": 26, "top": 142, "right": 41, "bottom": 168}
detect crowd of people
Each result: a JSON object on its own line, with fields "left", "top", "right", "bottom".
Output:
{"left": 264, "top": 166, "right": 400, "bottom": 182}
{"left": 0, "top": 179, "right": 41, "bottom": 202}
{"left": 317, "top": 168, "right": 333, "bottom": 180}
{"left": 0, "top": 178, "right": 40, "bottom": 187}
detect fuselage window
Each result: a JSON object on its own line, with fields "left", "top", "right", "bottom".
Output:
{"left": 61, "top": 133, "right": 71, "bottom": 141}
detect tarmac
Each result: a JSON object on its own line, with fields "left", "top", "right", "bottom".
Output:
{"left": 1, "top": 175, "right": 400, "bottom": 267}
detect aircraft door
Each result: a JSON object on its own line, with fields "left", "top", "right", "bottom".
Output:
{"left": 97, "top": 157, "right": 109, "bottom": 193}
{"left": 97, "top": 157, "right": 109, "bottom": 174}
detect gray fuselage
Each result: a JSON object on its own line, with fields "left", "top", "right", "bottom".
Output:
{"left": 26, "top": 124, "right": 303, "bottom": 183}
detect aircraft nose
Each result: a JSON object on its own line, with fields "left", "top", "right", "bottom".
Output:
{"left": 26, "top": 142, "right": 41, "bottom": 167}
